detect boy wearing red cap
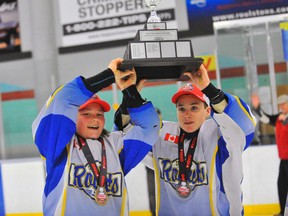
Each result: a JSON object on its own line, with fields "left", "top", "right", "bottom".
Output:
{"left": 32, "top": 58, "right": 160, "bottom": 216}
{"left": 115, "top": 64, "right": 256, "bottom": 215}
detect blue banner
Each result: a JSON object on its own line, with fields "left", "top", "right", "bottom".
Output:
{"left": 280, "top": 22, "right": 288, "bottom": 61}
{"left": 186, "top": 0, "right": 288, "bottom": 36}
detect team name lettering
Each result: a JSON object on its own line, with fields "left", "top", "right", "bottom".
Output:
{"left": 68, "top": 162, "right": 123, "bottom": 198}
{"left": 159, "top": 158, "right": 208, "bottom": 190}
{"left": 77, "top": 0, "right": 147, "bottom": 18}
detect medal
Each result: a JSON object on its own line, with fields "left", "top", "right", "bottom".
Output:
{"left": 176, "top": 130, "right": 198, "bottom": 198}
{"left": 77, "top": 136, "right": 109, "bottom": 206}
{"left": 176, "top": 181, "right": 191, "bottom": 198}
{"left": 95, "top": 187, "right": 108, "bottom": 206}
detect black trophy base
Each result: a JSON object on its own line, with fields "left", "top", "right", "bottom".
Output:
{"left": 119, "top": 57, "right": 204, "bottom": 81}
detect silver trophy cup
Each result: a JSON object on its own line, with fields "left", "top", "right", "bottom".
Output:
{"left": 145, "top": 0, "right": 161, "bottom": 22}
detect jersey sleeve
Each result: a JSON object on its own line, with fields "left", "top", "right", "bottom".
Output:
{"left": 212, "top": 93, "right": 256, "bottom": 150}
{"left": 118, "top": 102, "right": 160, "bottom": 175}
{"left": 211, "top": 93, "right": 257, "bottom": 214}
{"left": 31, "top": 76, "right": 93, "bottom": 196}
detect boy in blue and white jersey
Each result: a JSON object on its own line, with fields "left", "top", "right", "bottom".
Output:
{"left": 115, "top": 64, "right": 256, "bottom": 216}
{"left": 32, "top": 58, "right": 160, "bottom": 216}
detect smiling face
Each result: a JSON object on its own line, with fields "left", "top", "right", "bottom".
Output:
{"left": 176, "top": 94, "right": 211, "bottom": 133}
{"left": 76, "top": 103, "right": 105, "bottom": 139}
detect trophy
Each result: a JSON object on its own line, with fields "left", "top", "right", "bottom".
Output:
{"left": 119, "top": 0, "right": 203, "bottom": 81}
{"left": 145, "top": 0, "right": 161, "bottom": 23}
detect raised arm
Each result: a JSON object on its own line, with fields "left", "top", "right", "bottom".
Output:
{"left": 111, "top": 60, "right": 160, "bottom": 175}
{"left": 32, "top": 59, "right": 124, "bottom": 161}
{"left": 184, "top": 64, "right": 256, "bottom": 149}
{"left": 183, "top": 64, "right": 227, "bottom": 114}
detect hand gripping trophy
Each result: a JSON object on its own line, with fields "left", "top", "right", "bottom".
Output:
{"left": 145, "top": 0, "right": 161, "bottom": 23}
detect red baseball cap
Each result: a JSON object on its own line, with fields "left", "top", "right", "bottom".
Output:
{"left": 171, "top": 83, "right": 205, "bottom": 104}
{"left": 79, "top": 94, "right": 110, "bottom": 112}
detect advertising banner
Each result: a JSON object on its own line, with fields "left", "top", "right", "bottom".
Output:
{"left": 186, "top": 0, "right": 288, "bottom": 37}
{"left": 0, "top": 0, "right": 20, "bottom": 54}
{"left": 58, "top": 0, "right": 177, "bottom": 48}
{"left": 280, "top": 21, "right": 288, "bottom": 61}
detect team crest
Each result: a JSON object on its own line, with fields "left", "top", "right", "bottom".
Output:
{"left": 68, "top": 163, "right": 123, "bottom": 200}
{"left": 158, "top": 157, "right": 208, "bottom": 193}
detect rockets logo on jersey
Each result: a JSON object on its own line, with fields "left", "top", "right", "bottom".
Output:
{"left": 68, "top": 162, "right": 123, "bottom": 199}
{"left": 158, "top": 157, "right": 208, "bottom": 191}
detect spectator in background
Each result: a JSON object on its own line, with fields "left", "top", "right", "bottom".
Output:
{"left": 251, "top": 94, "right": 288, "bottom": 216}
{"left": 250, "top": 97, "right": 262, "bottom": 145}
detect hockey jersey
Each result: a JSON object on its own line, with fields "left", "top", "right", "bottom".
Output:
{"left": 32, "top": 76, "right": 159, "bottom": 216}
{"left": 147, "top": 93, "right": 256, "bottom": 216}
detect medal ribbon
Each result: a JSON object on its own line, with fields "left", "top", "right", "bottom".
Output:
{"left": 178, "top": 130, "right": 198, "bottom": 183}
{"left": 77, "top": 135, "right": 107, "bottom": 188}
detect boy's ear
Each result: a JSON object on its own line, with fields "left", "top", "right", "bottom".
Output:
{"left": 206, "top": 106, "right": 211, "bottom": 119}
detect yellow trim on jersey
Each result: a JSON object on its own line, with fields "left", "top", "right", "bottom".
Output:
{"left": 129, "top": 211, "right": 153, "bottom": 216}
{"left": 46, "top": 84, "right": 64, "bottom": 108}
{"left": 120, "top": 187, "right": 127, "bottom": 216}
{"left": 6, "top": 214, "right": 44, "bottom": 216}
{"left": 118, "top": 145, "right": 124, "bottom": 155}
{"left": 153, "top": 157, "right": 160, "bottom": 216}
{"left": 234, "top": 96, "right": 257, "bottom": 126}
{"left": 244, "top": 203, "right": 280, "bottom": 215}
{"left": 40, "top": 154, "right": 46, "bottom": 161}
{"left": 209, "top": 144, "right": 219, "bottom": 216}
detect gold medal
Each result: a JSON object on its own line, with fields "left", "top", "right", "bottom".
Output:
{"left": 95, "top": 187, "right": 108, "bottom": 206}
{"left": 176, "top": 182, "right": 191, "bottom": 198}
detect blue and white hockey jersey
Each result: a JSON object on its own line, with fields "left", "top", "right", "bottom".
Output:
{"left": 32, "top": 76, "right": 159, "bottom": 216}
{"left": 146, "top": 93, "right": 256, "bottom": 216}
